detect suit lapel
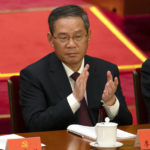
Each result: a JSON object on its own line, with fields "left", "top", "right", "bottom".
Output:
{"left": 48, "top": 53, "right": 72, "bottom": 99}
{"left": 85, "top": 56, "right": 100, "bottom": 108}
{"left": 85, "top": 56, "right": 101, "bottom": 124}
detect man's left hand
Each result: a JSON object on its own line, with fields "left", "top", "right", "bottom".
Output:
{"left": 102, "top": 71, "right": 118, "bottom": 106}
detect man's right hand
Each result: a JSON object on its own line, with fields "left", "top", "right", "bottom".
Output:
{"left": 73, "top": 64, "right": 90, "bottom": 102}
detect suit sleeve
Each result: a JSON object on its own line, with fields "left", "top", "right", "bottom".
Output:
{"left": 20, "top": 68, "right": 76, "bottom": 131}
{"left": 111, "top": 65, "right": 133, "bottom": 125}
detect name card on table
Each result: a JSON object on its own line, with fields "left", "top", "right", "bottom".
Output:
{"left": 135, "top": 129, "right": 150, "bottom": 149}
{"left": 5, "top": 137, "right": 42, "bottom": 150}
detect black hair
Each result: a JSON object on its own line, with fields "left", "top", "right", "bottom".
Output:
{"left": 48, "top": 5, "right": 90, "bottom": 35}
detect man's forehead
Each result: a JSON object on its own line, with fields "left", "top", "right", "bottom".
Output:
{"left": 55, "top": 16, "right": 82, "bottom": 21}
{"left": 53, "top": 17, "right": 86, "bottom": 34}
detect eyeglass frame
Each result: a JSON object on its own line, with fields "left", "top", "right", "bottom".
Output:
{"left": 52, "top": 33, "right": 88, "bottom": 43}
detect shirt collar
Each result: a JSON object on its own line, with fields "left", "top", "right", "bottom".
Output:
{"left": 62, "top": 59, "right": 84, "bottom": 78}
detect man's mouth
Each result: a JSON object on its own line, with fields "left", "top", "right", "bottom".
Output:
{"left": 67, "top": 53, "right": 78, "bottom": 57}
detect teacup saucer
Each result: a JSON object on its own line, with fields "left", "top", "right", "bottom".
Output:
{"left": 90, "top": 141, "right": 123, "bottom": 148}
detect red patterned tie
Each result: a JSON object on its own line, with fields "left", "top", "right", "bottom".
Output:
{"left": 71, "top": 72, "right": 92, "bottom": 126}
{"left": 98, "top": 108, "right": 107, "bottom": 122}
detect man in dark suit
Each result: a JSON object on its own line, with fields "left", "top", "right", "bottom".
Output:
{"left": 141, "top": 58, "right": 150, "bottom": 122}
{"left": 20, "top": 5, "right": 132, "bottom": 132}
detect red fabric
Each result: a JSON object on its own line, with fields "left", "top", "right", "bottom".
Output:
{"left": 0, "top": 0, "right": 88, "bottom": 10}
{"left": 119, "top": 72, "right": 135, "bottom": 106}
{"left": 86, "top": 8, "right": 146, "bottom": 66}
{"left": 0, "top": 8, "right": 145, "bottom": 73}
{"left": 0, "top": 118, "right": 11, "bottom": 134}
{"left": 0, "top": 80, "right": 9, "bottom": 114}
{"left": 129, "top": 108, "right": 137, "bottom": 125}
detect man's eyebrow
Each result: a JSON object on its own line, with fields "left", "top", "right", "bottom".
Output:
{"left": 57, "top": 33, "right": 68, "bottom": 36}
{"left": 57, "top": 30, "right": 85, "bottom": 36}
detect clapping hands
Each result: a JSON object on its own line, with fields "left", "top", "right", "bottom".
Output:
{"left": 102, "top": 71, "right": 118, "bottom": 106}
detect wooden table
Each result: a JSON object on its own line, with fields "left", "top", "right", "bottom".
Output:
{"left": 18, "top": 124, "right": 150, "bottom": 150}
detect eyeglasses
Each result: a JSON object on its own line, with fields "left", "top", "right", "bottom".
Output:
{"left": 53, "top": 33, "right": 87, "bottom": 43}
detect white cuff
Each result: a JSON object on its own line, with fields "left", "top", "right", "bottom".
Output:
{"left": 67, "top": 93, "right": 80, "bottom": 114}
{"left": 101, "top": 97, "right": 120, "bottom": 120}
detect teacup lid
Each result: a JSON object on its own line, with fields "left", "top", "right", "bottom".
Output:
{"left": 96, "top": 117, "right": 118, "bottom": 126}
{"left": 105, "top": 117, "right": 110, "bottom": 123}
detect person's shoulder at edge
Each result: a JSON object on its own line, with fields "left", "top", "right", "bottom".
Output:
{"left": 85, "top": 55, "right": 118, "bottom": 68}
{"left": 142, "top": 57, "right": 150, "bottom": 69}
{"left": 20, "top": 52, "right": 56, "bottom": 72}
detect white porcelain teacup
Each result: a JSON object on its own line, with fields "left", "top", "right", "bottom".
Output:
{"left": 95, "top": 117, "right": 118, "bottom": 147}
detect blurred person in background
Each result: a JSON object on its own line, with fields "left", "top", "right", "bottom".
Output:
{"left": 141, "top": 58, "right": 150, "bottom": 123}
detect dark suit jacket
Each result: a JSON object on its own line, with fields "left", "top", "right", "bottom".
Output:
{"left": 141, "top": 58, "right": 150, "bottom": 122}
{"left": 20, "top": 52, "right": 132, "bottom": 131}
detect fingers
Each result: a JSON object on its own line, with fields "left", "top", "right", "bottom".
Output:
{"left": 107, "top": 71, "right": 118, "bottom": 88}
{"left": 83, "top": 64, "right": 89, "bottom": 82}
{"left": 81, "top": 65, "right": 89, "bottom": 89}
{"left": 103, "top": 78, "right": 118, "bottom": 95}
{"left": 83, "top": 64, "right": 90, "bottom": 76}
{"left": 114, "top": 77, "right": 119, "bottom": 87}
{"left": 107, "top": 70, "right": 113, "bottom": 82}
{"left": 73, "top": 64, "right": 90, "bottom": 101}
{"left": 102, "top": 71, "right": 119, "bottom": 105}
{"left": 78, "top": 64, "right": 89, "bottom": 84}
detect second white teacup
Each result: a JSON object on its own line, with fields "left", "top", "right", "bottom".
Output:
{"left": 95, "top": 118, "right": 118, "bottom": 147}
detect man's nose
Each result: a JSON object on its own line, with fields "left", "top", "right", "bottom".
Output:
{"left": 66, "top": 37, "right": 76, "bottom": 47}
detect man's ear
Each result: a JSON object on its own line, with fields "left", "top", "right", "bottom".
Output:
{"left": 87, "top": 29, "right": 91, "bottom": 43}
{"left": 47, "top": 32, "right": 54, "bottom": 47}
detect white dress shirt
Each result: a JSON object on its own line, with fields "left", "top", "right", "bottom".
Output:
{"left": 62, "top": 59, "right": 119, "bottom": 120}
